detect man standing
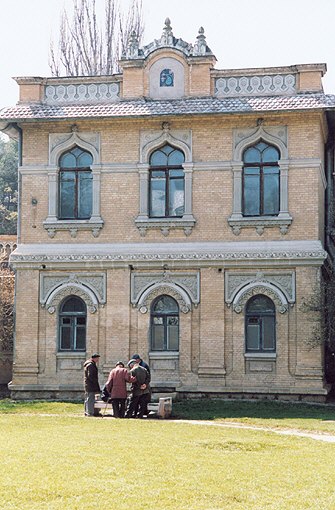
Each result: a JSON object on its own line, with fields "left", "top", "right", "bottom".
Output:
{"left": 83, "top": 353, "right": 101, "bottom": 416}
{"left": 125, "top": 359, "right": 151, "bottom": 419}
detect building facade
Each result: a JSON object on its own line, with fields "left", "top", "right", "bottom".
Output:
{"left": 1, "top": 19, "right": 335, "bottom": 400}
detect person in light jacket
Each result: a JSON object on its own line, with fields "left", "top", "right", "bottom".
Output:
{"left": 106, "top": 361, "right": 134, "bottom": 418}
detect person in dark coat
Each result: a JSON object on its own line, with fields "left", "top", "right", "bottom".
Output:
{"left": 83, "top": 353, "right": 101, "bottom": 416}
{"left": 131, "top": 354, "right": 151, "bottom": 416}
{"left": 106, "top": 361, "right": 134, "bottom": 418}
{"left": 125, "top": 359, "right": 151, "bottom": 419}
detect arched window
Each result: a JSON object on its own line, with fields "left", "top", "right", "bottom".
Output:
{"left": 243, "top": 141, "right": 280, "bottom": 217}
{"left": 59, "top": 296, "right": 87, "bottom": 351}
{"left": 59, "top": 146, "right": 93, "bottom": 220}
{"left": 150, "top": 295, "right": 179, "bottom": 351}
{"left": 245, "top": 295, "right": 276, "bottom": 352}
{"left": 149, "top": 144, "right": 185, "bottom": 218}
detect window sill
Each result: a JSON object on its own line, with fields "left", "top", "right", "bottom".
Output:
{"left": 228, "top": 214, "right": 292, "bottom": 236}
{"left": 245, "top": 352, "right": 277, "bottom": 361}
{"left": 135, "top": 215, "right": 196, "bottom": 237}
{"left": 56, "top": 351, "right": 86, "bottom": 358}
{"left": 149, "top": 351, "right": 179, "bottom": 359}
{"left": 43, "top": 217, "right": 104, "bottom": 238}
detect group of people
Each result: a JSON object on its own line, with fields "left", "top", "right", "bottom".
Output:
{"left": 83, "top": 353, "right": 151, "bottom": 418}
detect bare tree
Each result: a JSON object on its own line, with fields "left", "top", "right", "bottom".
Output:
{"left": 49, "top": 0, "right": 144, "bottom": 77}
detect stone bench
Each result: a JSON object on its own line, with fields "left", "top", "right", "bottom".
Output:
{"left": 94, "top": 396, "right": 172, "bottom": 418}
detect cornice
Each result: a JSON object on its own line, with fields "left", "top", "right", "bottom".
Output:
{"left": 10, "top": 240, "right": 327, "bottom": 269}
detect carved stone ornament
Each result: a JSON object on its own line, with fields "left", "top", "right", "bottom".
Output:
{"left": 40, "top": 273, "right": 106, "bottom": 313}
{"left": 131, "top": 271, "right": 199, "bottom": 310}
{"left": 49, "top": 132, "right": 100, "bottom": 165}
{"left": 134, "top": 278, "right": 194, "bottom": 314}
{"left": 215, "top": 74, "right": 296, "bottom": 98}
{"left": 233, "top": 125, "right": 288, "bottom": 160}
{"left": 45, "top": 284, "right": 98, "bottom": 314}
{"left": 45, "top": 82, "right": 120, "bottom": 104}
{"left": 225, "top": 271, "right": 295, "bottom": 308}
{"left": 140, "top": 129, "right": 192, "bottom": 163}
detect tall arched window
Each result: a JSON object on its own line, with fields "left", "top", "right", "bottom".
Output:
{"left": 149, "top": 144, "right": 185, "bottom": 218}
{"left": 243, "top": 141, "right": 280, "bottom": 217}
{"left": 59, "top": 296, "right": 87, "bottom": 351}
{"left": 150, "top": 295, "right": 179, "bottom": 351}
{"left": 59, "top": 146, "right": 93, "bottom": 220}
{"left": 245, "top": 295, "right": 276, "bottom": 352}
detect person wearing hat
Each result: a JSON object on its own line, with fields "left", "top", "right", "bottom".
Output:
{"left": 131, "top": 353, "right": 150, "bottom": 376}
{"left": 105, "top": 361, "right": 134, "bottom": 418}
{"left": 125, "top": 358, "right": 151, "bottom": 419}
{"left": 83, "top": 353, "right": 101, "bottom": 416}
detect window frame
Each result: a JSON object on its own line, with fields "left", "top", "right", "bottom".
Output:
{"left": 150, "top": 295, "right": 180, "bottom": 352}
{"left": 58, "top": 296, "right": 87, "bottom": 352}
{"left": 58, "top": 147, "right": 93, "bottom": 221}
{"left": 245, "top": 295, "right": 276, "bottom": 353}
{"left": 242, "top": 141, "right": 280, "bottom": 217}
{"left": 149, "top": 145, "right": 185, "bottom": 219}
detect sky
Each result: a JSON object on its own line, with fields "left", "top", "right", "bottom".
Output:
{"left": 1, "top": 0, "right": 335, "bottom": 107}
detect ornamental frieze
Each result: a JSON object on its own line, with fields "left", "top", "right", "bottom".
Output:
{"left": 40, "top": 272, "right": 106, "bottom": 311}
{"left": 225, "top": 271, "right": 295, "bottom": 305}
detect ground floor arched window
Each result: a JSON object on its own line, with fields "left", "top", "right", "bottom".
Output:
{"left": 245, "top": 294, "right": 276, "bottom": 352}
{"left": 150, "top": 295, "right": 179, "bottom": 351}
{"left": 59, "top": 295, "right": 87, "bottom": 351}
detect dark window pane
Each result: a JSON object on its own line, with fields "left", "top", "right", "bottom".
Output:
{"left": 154, "top": 295, "right": 179, "bottom": 313}
{"left": 263, "top": 172, "right": 279, "bottom": 215}
{"left": 247, "top": 320, "right": 260, "bottom": 350}
{"left": 263, "top": 316, "right": 275, "bottom": 350}
{"left": 262, "top": 146, "right": 280, "bottom": 163}
{"left": 169, "top": 169, "right": 184, "bottom": 177}
{"left": 169, "top": 178, "right": 184, "bottom": 216}
{"left": 244, "top": 147, "right": 261, "bottom": 163}
{"left": 152, "top": 325, "right": 165, "bottom": 350}
{"left": 61, "top": 297, "right": 86, "bottom": 313}
{"left": 75, "top": 327, "right": 86, "bottom": 350}
{"left": 247, "top": 295, "right": 274, "bottom": 313}
{"left": 151, "top": 170, "right": 165, "bottom": 178}
{"left": 167, "top": 324, "right": 179, "bottom": 350}
{"left": 150, "top": 178, "right": 166, "bottom": 217}
{"left": 78, "top": 172, "right": 92, "bottom": 218}
{"left": 60, "top": 171, "right": 76, "bottom": 218}
{"left": 60, "top": 326, "right": 72, "bottom": 350}
{"left": 62, "top": 317, "right": 71, "bottom": 325}
{"left": 243, "top": 173, "right": 260, "bottom": 216}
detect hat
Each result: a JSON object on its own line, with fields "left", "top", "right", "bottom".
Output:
{"left": 132, "top": 354, "right": 141, "bottom": 360}
{"left": 91, "top": 353, "right": 100, "bottom": 359}
{"left": 127, "top": 359, "right": 137, "bottom": 367}
{"left": 115, "top": 361, "right": 124, "bottom": 367}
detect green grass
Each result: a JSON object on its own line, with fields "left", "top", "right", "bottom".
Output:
{"left": 1, "top": 400, "right": 335, "bottom": 509}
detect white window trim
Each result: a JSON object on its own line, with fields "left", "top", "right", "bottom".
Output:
{"left": 44, "top": 132, "right": 104, "bottom": 238}
{"left": 228, "top": 126, "right": 292, "bottom": 236}
{"left": 135, "top": 128, "right": 195, "bottom": 236}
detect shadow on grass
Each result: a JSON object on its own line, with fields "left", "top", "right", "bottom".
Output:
{"left": 172, "top": 398, "right": 335, "bottom": 422}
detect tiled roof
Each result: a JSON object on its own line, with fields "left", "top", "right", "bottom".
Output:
{"left": 1, "top": 94, "right": 335, "bottom": 122}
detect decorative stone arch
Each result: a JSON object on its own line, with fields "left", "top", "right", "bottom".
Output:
{"left": 232, "top": 282, "right": 289, "bottom": 314}
{"left": 136, "top": 125, "right": 195, "bottom": 236}
{"left": 228, "top": 125, "right": 292, "bottom": 235}
{"left": 49, "top": 131, "right": 100, "bottom": 166}
{"left": 233, "top": 125, "right": 288, "bottom": 162}
{"left": 44, "top": 282, "right": 99, "bottom": 314}
{"left": 140, "top": 126, "right": 192, "bottom": 164}
{"left": 137, "top": 283, "right": 192, "bottom": 314}
{"left": 44, "top": 131, "right": 103, "bottom": 237}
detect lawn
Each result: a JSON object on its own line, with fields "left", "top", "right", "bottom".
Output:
{"left": 1, "top": 400, "right": 335, "bottom": 510}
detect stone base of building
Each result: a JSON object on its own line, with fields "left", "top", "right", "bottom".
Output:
{"left": 8, "top": 382, "right": 330, "bottom": 404}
